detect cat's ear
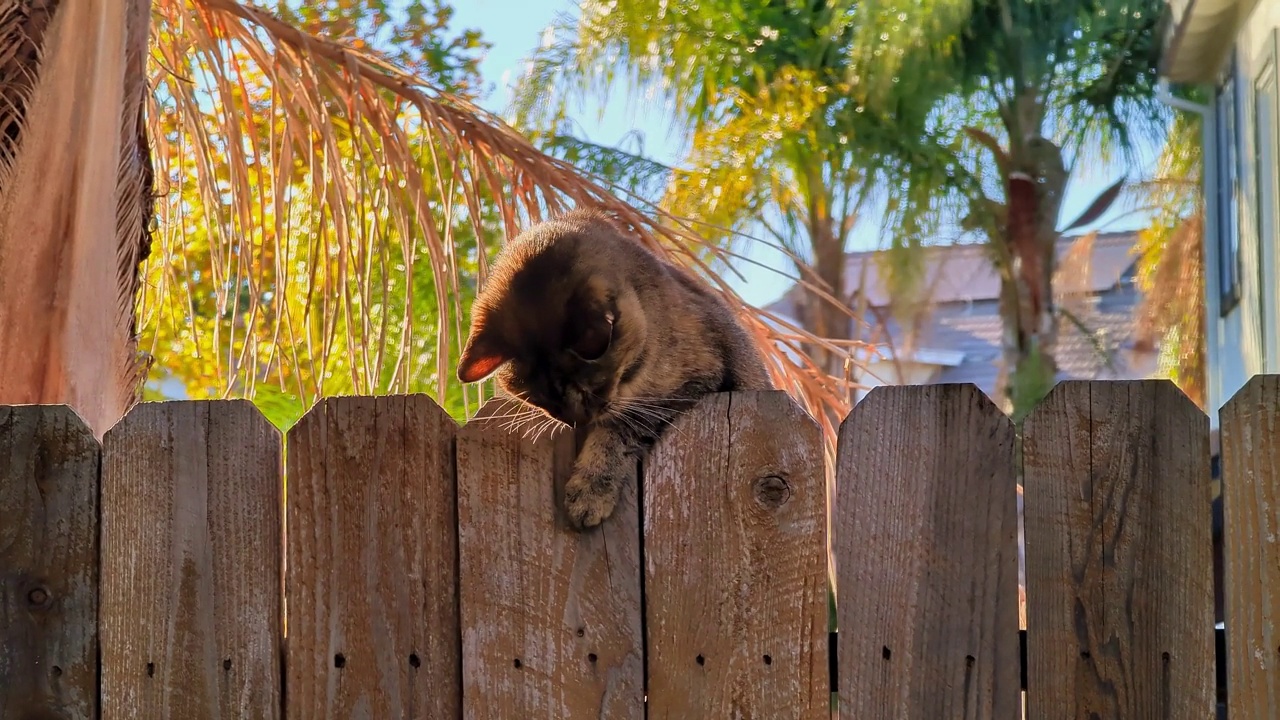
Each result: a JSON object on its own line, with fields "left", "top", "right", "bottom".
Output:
{"left": 458, "top": 331, "right": 508, "bottom": 383}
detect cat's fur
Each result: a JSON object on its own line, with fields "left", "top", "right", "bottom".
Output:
{"left": 457, "top": 208, "right": 773, "bottom": 530}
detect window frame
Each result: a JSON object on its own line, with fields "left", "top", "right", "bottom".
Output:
{"left": 1217, "top": 63, "right": 1243, "bottom": 316}
{"left": 1253, "top": 31, "right": 1280, "bottom": 358}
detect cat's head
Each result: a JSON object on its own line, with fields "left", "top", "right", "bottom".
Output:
{"left": 456, "top": 210, "right": 649, "bottom": 426}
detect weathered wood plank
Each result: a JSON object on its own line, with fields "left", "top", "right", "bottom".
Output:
{"left": 0, "top": 405, "right": 101, "bottom": 719}
{"left": 836, "top": 384, "right": 1020, "bottom": 719}
{"left": 100, "top": 400, "right": 282, "bottom": 718}
{"left": 455, "top": 399, "right": 643, "bottom": 719}
{"left": 285, "top": 395, "right": 460, "bottom": 719}
{"left": 1023, "top": 380, "right": 1213, "bottom": 718}
{"left": 1221, "top": 375, "right": 1280, "bottom": 717}
{"left": 645, "top": 391, "right": 827, "bottom": 719}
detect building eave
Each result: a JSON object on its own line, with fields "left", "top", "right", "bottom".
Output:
{"left": 1162, "top": 0, "right": 1258, "bottom": 84}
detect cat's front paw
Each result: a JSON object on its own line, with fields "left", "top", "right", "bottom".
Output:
{"left": 564, "top": 472, "right": 620, "bottom": 531}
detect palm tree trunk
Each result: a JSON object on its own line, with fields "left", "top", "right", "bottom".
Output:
{"left": 992, "top": 91, "right": 1068, "bottom": 420}
{"left": 0, "top": 0, "right": 154, "bottom": 437}
{"left": 801, "top": 201, "right": 851, "bottom": 384}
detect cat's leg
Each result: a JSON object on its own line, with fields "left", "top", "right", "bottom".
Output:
{"left": 563, "top": 423, "right": 636, "bottom": 531}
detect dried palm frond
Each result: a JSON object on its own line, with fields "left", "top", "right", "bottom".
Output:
{"left": 0, "top": 0, "right": 151, "bottom": 436}
{"left": 136, "top": 0, "right": 859, "bottom": 449}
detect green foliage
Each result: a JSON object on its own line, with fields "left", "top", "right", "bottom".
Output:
{"left": 515, "top": 0, "right": 1178, "bottom": 418}
{"left": 140, "top": 0, "right": 501, "bottom": 430}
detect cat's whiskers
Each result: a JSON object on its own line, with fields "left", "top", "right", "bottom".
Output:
{"left": 480, "top": 407, "right": 542, "bottom": 433}
{"left": 614, "top": 409, "right": 663, "bottom": 439}
{"left": 608, "top": 400, "right": 685, "bottom": 439}
{"left": 527, "top": 415, "right": 565, "bottom": 445}
{"left": 501, "top": 414, "right": 543, "bottom": 435}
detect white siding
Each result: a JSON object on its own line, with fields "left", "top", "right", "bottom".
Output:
{"left": 1210, "top": 4, "right": 1280, "bottom": 421}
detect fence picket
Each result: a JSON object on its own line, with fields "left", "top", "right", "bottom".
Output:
{"left": 285, "top": 395, "right": 460, "bottom": 719}
{"left": 1023, "top": 380, "right": 1213, "bottom": 718}
{"left": 1221, "top": 376, "right": 1280, "bottom": 717}
{"left": 100, "top": 400, "right": 282, "bottom": 718}
{"left": 644, "top": 390, "right": 828, "bottom": 720}
{"left": 836, "top": 384, "right": 1020, "bottom": 718}
{"left": 0, "top": 405, "right": 101, "bottom": 719}
{"left": 455, "top": 400, "right": 644, "bottom": 719}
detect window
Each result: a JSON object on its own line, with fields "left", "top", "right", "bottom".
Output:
{"left": 1217, "top": 73, "right": 1242, "bottom": 314}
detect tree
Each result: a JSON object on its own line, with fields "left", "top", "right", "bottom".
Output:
{"left": 850, "top": 0, "right": 1170, "bottom": 418}
{"left": 1132, "top": 108, "right": 1205, "bottom": 408}
{"left": 516, "top": 1, "right": 897, "bottom": 386}
{"left": 516, "top": 0, "right": 1172, "bottom": 420}
{"left": 0, "top": 0, "right": 850, "bottom": 439}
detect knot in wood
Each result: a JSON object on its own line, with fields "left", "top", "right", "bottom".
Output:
{"left": 753, "top": 475, "right": 790, "bottom": 508}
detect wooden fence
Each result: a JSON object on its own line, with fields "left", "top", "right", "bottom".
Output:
{"left": 0, "top": 378, "right": 1275, "bottom": 718}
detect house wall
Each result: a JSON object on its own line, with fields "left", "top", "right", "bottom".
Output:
{"left": 1209, "top": 4, "right": 1280, "bottom": 423}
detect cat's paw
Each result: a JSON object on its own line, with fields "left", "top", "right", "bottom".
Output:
{"left": 564, "top": 473, "right": 619, "bottom": 531}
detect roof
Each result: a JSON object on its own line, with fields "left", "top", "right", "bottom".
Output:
{"left": 764, "top": 231, "right": 1158, "bottom": 400}
{"left": 767, "top": 231, "right": 1140, "bottom": 314}
{"left": 883, "top": 291, "right": 1155, "bottom": 397}
{"left": 1161, "top": 0, "right": 1259, "bottom": 83}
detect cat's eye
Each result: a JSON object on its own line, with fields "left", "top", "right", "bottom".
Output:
{"left": 568, "top": 311, "right": 614, "bottom": 362}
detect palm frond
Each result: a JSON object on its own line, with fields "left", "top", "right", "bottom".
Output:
{"left": 1132, "top": 112, "right": 1204, "bottom": 406}
{"left": 0, "top": 0, "right": 151, "bottom": 435}
{"left": 138, "top": 0, "right": 856, "bottom": 445}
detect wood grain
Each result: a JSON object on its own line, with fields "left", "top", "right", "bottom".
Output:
{"left": 645, "top": 391, "right": 827, "bottom": 719}
{"left": 455, "top": 399, "right": 643, "bottom": 719}
{"left": 835, "top": 384, "right": 1020, "bottom": 719}
{"left": 285, "top": 395, "right": 460, "bottom": 719}
{"left": 0, "top": 405, "right": 101, "bottom": 719}
{"left": 1220, "top": 375, "right": 1280, "bottom": 718}
{"left": 100, "top": 400, "right": 282, "bottom": 719}
{"left": 1023, "top": 380, "right": 1213, "bottom": 718}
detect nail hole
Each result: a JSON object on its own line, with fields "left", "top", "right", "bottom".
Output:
{"left": 882, "top": 646, "right": 891, "bottom": 660}
{"left": 52, "top": 666, "right": 62, "bottom": 677}
{"left": 223, "top": 659, "right": 232, "bottom": 671}
{"left": 409, "top": 653, "right": 421, "bottom": 668}
{"left": 146, "top": 662, "right": 155, "bottom": 678}
{"left": 576, "top": 627, "right": 585, "bottom": 638}
{"left": 965, "top": 655, "right": 975, "bottom": 668}
{"left": 588, "top": 653, "right": 598, "bottom": 663}
{"left": 763, "top": 654, "right": 772, "bottom": 665}
{"left": 695, "top": 654, "right": 705, "bottom": 666}
{"left": 513, "top": 658, "right": 523, "bottom": 669}
{"left": 334, "top": 654, "right": 346, "bottom": 669}
{"left": 1081, "top": 651, "right": 1091, "bottom": 660}
{"left": 1162, "top": 651, "right": 1171, "bottom": 664}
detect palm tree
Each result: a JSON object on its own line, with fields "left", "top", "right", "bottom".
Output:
{"left": 516, "top": 1, "right": 900, "bottom": 384}
{"left": 516, "top": 0, "right": 1172, "bottom": 419}
{"left": 1133, "top": 109, "right": 1206, "bottom": 408}
{"left": 0, "top": 0, "right": 850, "bottom": 439}
{"left": 849, "top": 0, "right": 1170, "bottom": 418}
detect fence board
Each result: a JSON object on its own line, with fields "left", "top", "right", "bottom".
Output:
{"left": 100, "top": 400, "right": 282, "bottom": 718}
{"left": 0, "top": 405, "right": 100, "bottom": 719}
{"left": 1023, "top": 380, "right": 1213, "bottom": 718}
{"left": 1221, "top": 375, "right": 1280, "bottom": 717}
{"left": 645, "top": 391, "right": 827, "bottom": 719}
{"left": 835, "top": 384, "right": 1020, "bottom": 719}
{"left": 455, "top": 400, "right": 643, "bottom": 719}
{"left": 285, "top": 395, "right": 460, "bottom": 719}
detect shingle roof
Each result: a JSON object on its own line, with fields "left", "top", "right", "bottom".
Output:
{"left": 764, "top": 231, "right": 1159, "bottom": 400}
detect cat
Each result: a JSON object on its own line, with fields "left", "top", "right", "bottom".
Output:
{"left": 457, "top": 208, "right": 773, "bottom": 530}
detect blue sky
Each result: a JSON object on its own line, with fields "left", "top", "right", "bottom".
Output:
{"left": 449, "top": 0, "right": 1159, "bottom": 308}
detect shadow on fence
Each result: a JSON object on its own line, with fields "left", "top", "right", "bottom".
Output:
{"left": 3, "top": 378, "right": 1273, "bottom": 718}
